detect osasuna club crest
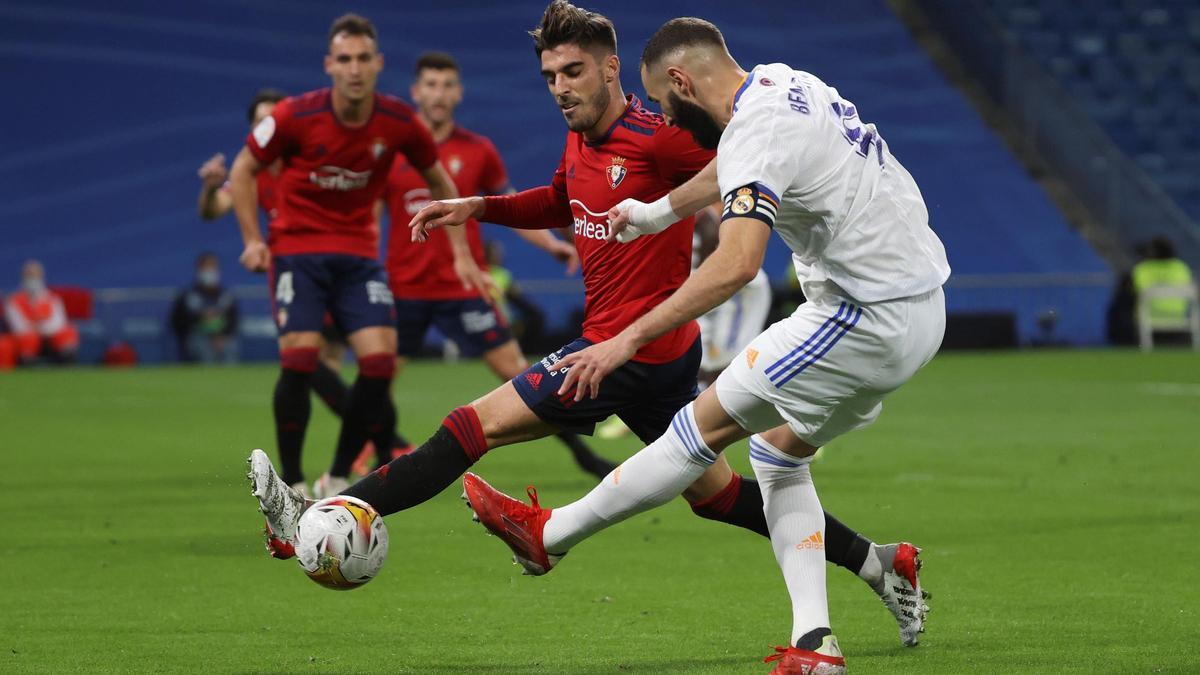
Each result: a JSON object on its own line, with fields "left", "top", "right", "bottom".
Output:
{"left": 607, "top": 155, "right": 627, "bottom": 189}
{"left": 370, "top": 138, "right": 387, "bottom": 160}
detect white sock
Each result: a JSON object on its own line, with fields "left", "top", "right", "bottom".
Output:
{"left": 543, "top": 403, "right": 716, "bottom": 553}
{"left": 857, "top": 543, "right": 883, "bottom": 586}
{"left": 748, "top": 434, "right": 831, "bottom": 645}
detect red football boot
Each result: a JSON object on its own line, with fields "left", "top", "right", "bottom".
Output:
{"left": 462, "top": 472, "right": 563, "bottom": 576}
{"left": 763, "top": 635, "right": 846, "bottom": 674}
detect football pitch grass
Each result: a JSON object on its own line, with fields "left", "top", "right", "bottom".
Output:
{"left": 2, "top": 350, "right": 1198, "bottom": 673}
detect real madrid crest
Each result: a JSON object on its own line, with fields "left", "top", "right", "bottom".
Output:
{"left": 370, "top": 138, "right": 387, "bottom": 160}
{"left": 731, "top": 187, "right": 755, "bottom": 215}
{"left": 607, "top": 156, "right": 627, "bottom": 189}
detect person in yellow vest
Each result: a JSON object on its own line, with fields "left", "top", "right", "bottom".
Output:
{"left": 1132, "top": 237, "right": 1195, "bottom": 327}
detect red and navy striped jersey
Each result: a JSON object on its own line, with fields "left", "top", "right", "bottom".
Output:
{"left": 554, "top": 95, "right": 714, "bottom": 363}
{"left": 245, "top": 88, "right": 439, "bottom": 259}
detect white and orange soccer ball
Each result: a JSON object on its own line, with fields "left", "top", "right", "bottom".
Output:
{"left": 295, "top": 496, "right": 388, "bottom": 590}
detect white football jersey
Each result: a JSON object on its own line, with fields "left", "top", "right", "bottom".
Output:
{"left": 717, "top": 63, "right": 950, "bottom": 303}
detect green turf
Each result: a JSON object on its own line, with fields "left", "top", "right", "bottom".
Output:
{"left": 2, "top": 350, "right": 1198, "bottom": 673}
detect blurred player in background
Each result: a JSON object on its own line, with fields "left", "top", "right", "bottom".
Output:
{"left": 249, "top": 4, "right": 919, "bottom": 642}
{"left": 197, "top": 88, "right": 400, "bottom": 492}
{"left": 468, "top": 18, "right": 949, "bottom": 672}
{"left": 370, "top": 51, "right": 613, "bottom": 479}
{"left": 235, "top": 14, "right": 489, "bottom": 544}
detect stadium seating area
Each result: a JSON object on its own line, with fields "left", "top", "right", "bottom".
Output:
{"left": 984, "top": 0, "right": 1200, "bottom": 219}
{"left": 0, "top": 0, "right": 1114, "bottom": 352}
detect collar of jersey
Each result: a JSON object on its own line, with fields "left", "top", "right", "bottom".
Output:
{"left": 731, "top": 71, "right": 754, "bottom": 115}
{"left": 583, "top": 94, "right": 641, "bottom": 147}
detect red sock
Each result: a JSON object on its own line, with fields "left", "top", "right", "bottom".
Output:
{"left": 442, "top": 406, "right": 488, "bottom": 462}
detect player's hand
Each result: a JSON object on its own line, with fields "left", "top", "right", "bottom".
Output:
{"left": 453, "top": 256, "right": 498, "bottom": 306}
{"left": 549, "top": 333, "right": 638, "bottom": 402}
{"left": 198, "top": 153, "right": 228, "bottom": 189}
{"left": 547, "top": 239, "right": 580, "bottom": 276}
{"left": 239, "top": 241, "right": 270, "bottom": 273}
{"left": 409, "top": 197, "right": 482, "bottom": 243}
{"left": 606, "top": 197, "right": 676, "bottom": 244}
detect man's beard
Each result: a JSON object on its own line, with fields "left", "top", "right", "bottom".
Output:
{"left": 668, "top": 92, "right": 723, "bottom": 150}
{"left": 566, "top": 84, "right": 611, "bottom": 133}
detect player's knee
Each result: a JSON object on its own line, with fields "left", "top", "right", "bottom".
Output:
{"left": 666, "top": 403, "right": 718, "bottom": 467}
{"left": 357, "top": 352, "right": 396, "bottom": 380}
{"left": 280, "top": 347, "right": 320, "bottom": 373}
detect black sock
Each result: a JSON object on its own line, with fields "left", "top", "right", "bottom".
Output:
{"left": 273, "top": 368, "right": 312, "bottom": 486}
{"left": 823, "top": 511, "right": 873, "bottom": 574}
{"left": 692, "top": 476, "right": 873, "bottom": 572}
{"left": 556, "top": 432, "right": 617, "bottom": 479}
{"left": 370, "top": 396, "right": 397, "bottom": 467}
{"left": 343, "top": 425, "right": 473, "bottom": 516}
{"left": 690, "top": 473, "right": 771, "bottom": 537}
{"left": 795, "top": 627, "right": 832, "bottom": 650}
{"left": 329, "top": 373, "right": 391, "bottom": 478}
{"left": 310, "top": 361, "right": 349, "bottom": 417}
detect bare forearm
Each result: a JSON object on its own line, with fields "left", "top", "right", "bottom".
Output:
{"left": 229, "top": 151, "right": 263, "bottom": 245}
{"left": 198, "top": 185, "right": 231, "bottom": 220}
{"left": 667, "top": 159, "right": 720, "bottom": 218}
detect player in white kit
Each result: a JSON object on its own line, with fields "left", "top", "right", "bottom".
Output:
{"left": 463, "top": 17, "right": 948, "bottom": 675}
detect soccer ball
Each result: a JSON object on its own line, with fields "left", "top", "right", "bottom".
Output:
{"left": 295, "top": 496, "right": 388, "bottom": 590}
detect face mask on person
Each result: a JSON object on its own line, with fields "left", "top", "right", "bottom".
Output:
{"left": 196, "top": 269, "right": 220, "bottom": 288}
{"left": 22, "top": 277, "right": 46, "bottom": 296}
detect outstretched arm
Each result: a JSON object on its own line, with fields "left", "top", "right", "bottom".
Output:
{"left": 606, "top": 159, "right": 719, "bottom": 243}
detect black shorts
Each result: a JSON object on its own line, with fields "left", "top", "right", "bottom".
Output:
{"left": 394, "top": 297, "right": 512, "bottom": 358}
{"left": 511, "top": 337, "right": 701, "bottom": 443}
{"left": 270, "top": 254, "right": 395, "bottom": 336}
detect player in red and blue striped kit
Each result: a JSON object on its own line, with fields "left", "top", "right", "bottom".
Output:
{"left": 235, "top": 14, "right": 492, "bottom": 539}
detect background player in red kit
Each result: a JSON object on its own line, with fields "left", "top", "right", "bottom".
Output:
{"left": 197, "top": 88, "right": 383, "bottom": 495}
{"left": 375, "top": 51, "right": 614, "bottom": 479}
{"left": 232, "top": 14, "right": 487, "bottom": 541}
{"left": 251, "top": 3, "right": 897, "bottom": 603}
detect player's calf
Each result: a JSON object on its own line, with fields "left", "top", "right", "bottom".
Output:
{"left": 327, "top": 353, "right": 395, "bottom": 478}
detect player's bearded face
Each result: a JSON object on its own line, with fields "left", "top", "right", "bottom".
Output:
{"left": 667, "top": 92, "right": 723, "bottom": 150}
{"left": 567, "top": 77, "right": 610, "bottom": 133}
{"left": 541, "top": 45, "right": 611, "bottom": 133}
{"left": 413, "top": 69, "right": 462, "bottom": 126}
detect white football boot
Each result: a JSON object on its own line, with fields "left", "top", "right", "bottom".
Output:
{"left": 868, "top": 542, "right": 931, "bottom": 646}
{"left": 247, "top": 448, "right": 309, "bottom": 559}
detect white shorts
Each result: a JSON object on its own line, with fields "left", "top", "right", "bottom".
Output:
{"left": 714, "top": 281, "right": 945, "bottom": 447}
{"left": 699, "top": 269, "right": 772, "bottom": 372}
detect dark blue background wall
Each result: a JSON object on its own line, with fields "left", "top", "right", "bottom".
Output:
{"left": 0, "top": 0, "right": 1110, "bottom": 343}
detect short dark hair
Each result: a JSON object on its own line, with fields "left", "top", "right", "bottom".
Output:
{"left": 1148, "top": 236, "right": 1177, "bottom": 260}
{"left": 246, "top": 88, "right": 286, "bottom": 123}
{"left": 641, "top": 17, "right": 726, "bottom": 68}
{"left": 529, "top": 0, "right": 617, "bottom": 58}
{"left": 328, "top": 13, "right": 377, "bottom": 48}
{"left": 196, "top": 251, "right": 219, "bottom": 266}
{"left": 414, "top": 51, "right": 460, "bottom": 78}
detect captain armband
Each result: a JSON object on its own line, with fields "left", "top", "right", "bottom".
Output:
{"left": 721, "top": 182, "right": 778, "bottom": 228}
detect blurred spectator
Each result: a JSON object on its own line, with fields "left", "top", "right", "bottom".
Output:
{"left": 4, "top": 260, "right": 79, "bottom": 364}
{"left": 1132, "top": 237, "right": 1194, "bottom": 322}
{"left": 170, "top": 252, "right": 239, "bottom": 364}
{"left": 484, "top": 240, "right": 546, "bottom": 349}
